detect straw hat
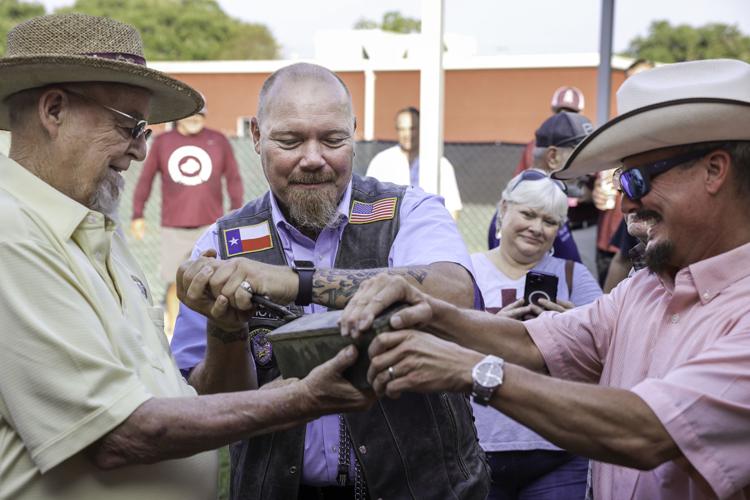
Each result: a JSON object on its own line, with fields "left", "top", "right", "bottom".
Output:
{"left": 554, "top": 59, "right": 750, "bottom": 180}
{"left": 0, "top": 13, "right": 203, "bottom": 129}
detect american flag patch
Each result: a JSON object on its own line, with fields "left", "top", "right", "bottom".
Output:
{"left": 349, "top": 197, "right": 397, "bottom": 224}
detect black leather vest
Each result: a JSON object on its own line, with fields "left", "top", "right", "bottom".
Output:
{"left": 218, "top": 175, "right": 489, "bottom": 500}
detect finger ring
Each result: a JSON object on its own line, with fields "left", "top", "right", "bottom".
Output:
{"left": 240, "top": 281, "right": 253, "bottom": 294}
{"left": 388, "top": 366, "right": 397, "bottom": 381}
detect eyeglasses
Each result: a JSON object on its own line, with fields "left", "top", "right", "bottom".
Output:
{"left": 510, "top": 169, "right": 568, "bottom": 194}
{"left": 62, "top": 87, "right": 152, "bottom": 141}
{"left": 613, "top": 146, "right": 720, "bottom": 201}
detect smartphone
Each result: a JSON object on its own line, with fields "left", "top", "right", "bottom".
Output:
{"left": 524, "top": 271, "right": 558, "bottom": 306}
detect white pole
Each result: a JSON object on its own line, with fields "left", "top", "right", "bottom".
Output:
{"left": 364, "top": 67, "right": 376, "bottom": 141}
{"left": 597, "top": 0, "right": 615, "bottom": 126}
{"left": 418, "top": 0, "right": 445, "bottom": 195}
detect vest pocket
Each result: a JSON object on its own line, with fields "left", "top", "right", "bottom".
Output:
{"left": 441, "top": 393, "right": 470, "bottom": 480}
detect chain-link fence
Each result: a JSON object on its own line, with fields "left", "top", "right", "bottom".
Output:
{"left": 118, "top": 138, "right": 524, "bottom": 303}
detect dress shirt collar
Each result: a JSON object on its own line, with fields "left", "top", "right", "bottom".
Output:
{"left": 686, "top": 241, "right": 750, "bottom": 304}
{"left": 0, "top": 154, "right": 92, "bottom": 241}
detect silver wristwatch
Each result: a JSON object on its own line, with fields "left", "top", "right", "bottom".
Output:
{"left": 471, "top": 355, "right": 504, "bottom": 406}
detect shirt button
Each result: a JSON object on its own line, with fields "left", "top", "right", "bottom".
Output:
{"left": 702, "top": 291, "right": 710, "bottom": 299}
{"left": 358, "top": 445, "right": 367, "bottom": 455}
{"left": 289, "top": 466, "right": 297, "bottom": 475}
{"left": 331, "top": 445, "right": 338, "bottom": 453}
{"left": 671, "top": 314, "right": 679, "bottom": 324}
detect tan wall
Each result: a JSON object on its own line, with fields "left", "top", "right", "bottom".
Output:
{"left": 168, "top": 71, "right": 366, "bottom": 140}
{"left": 164, "top": 66, "right": 626, "bottom": 143}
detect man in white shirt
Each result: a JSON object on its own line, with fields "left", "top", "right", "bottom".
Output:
{"left": 367, "top": 107, "right": 463, "bottom": 219}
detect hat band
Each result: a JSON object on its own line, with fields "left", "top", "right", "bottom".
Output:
{"left": 85, "top": 52, "right": 146, "bottom": 66}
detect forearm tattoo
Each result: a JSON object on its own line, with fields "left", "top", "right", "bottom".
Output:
{"left": 313, "top": 266, "right": 430, "bottom": 309}
{"left": 207, "top": 322, "right": 248, "bottom": 344}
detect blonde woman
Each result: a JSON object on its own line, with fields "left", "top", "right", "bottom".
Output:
{"left": 472, "top": 170, "right": 601, "bottom": 499}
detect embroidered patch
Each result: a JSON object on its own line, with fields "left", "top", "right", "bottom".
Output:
{"left": 349, "top": 197, "right": 397, "bottom": 224}
{"left": 249, "top": 328, "right": 273, "bottom": 366}
{"left": 223, "top": 221, "right": 273, "bottom": 256}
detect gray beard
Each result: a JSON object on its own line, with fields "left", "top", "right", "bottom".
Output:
{"left": 286, "top": 189, "right": 342, "bottom": 232}
{"left": 88, "top": 169, "right": 124, "bottom": 218}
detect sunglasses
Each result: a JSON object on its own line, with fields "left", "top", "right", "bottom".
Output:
{"left": 62, "top": 87, "right": 152, "bottom": 141}
{"left": 510, "top": 169, "right": 568, "bottom": 194}
{"left": 613, "top": 146, "right": 720, "bottom": 201}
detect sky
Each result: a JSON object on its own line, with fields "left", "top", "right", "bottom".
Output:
{"left": 38, "top": 0, "right": 750, "bottom": 59}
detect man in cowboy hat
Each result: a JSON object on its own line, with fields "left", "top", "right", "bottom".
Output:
{"left": 339, "top": 58, "right": 750, "bottom": 499}
{"left": 0, "top": 13, "right": 373, "bottom": 500}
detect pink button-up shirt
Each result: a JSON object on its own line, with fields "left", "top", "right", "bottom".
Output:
{"left": 526, "top": 242, "right": 750, "bottom": 500}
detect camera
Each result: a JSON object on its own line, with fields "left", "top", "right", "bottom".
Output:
{"left": 524, "top": 271, "right": 558, "bottom": 306}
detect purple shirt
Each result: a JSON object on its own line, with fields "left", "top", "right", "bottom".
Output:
{"left": 526, "top": 242, "right": 750, "bottom": 499}
{"left": 171, "top": 179, "right": 474, "bottom": 486}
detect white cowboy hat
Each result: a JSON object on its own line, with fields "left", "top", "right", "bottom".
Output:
{"left": 554, "top": 59, "right": 750, "bottom": 180}
{"left": 0, "top": 13, "right": 203, "bottom": 129}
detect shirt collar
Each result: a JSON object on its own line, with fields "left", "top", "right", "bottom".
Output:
{"left": 686, "top": 241, "right": 750, "bottom": 304}
{"left": 0, "top": 154, "right": 90, "bottom": 240}
{"left": 269, "top": 179, "right": 353, "bottom": 234}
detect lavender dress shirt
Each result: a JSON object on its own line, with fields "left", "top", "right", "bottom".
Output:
{"left": 171, "top": 180, "right": 474, "bottom": 486}
{"left": 526, "top": 242, "right": 750, "bottom": 499}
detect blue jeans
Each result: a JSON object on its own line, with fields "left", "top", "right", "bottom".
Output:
{"left": 486, "top": 450, "right": 588, "bottom": 500}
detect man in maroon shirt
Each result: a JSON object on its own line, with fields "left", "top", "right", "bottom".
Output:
{"left": 131, "top": 102, "right": 243, "bottom": 334}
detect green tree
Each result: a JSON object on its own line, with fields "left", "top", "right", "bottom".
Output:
{"left": 0, "top": 0, "right": 46, "bottom": 55}
{"left": 625, "top": 20, "right": 750, "bottom": 63}
{"left": 51, "top": 0, "right": 279, "bottom": 60}
{"left": 354, "top": 10, "right": 420, "bottom": 33}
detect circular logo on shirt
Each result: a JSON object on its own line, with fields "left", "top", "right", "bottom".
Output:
{"left": 167, "top": 145, "right": 213, "bottom": 186}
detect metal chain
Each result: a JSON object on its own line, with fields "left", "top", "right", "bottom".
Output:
{"left": 337, "top": 414, "right": 350, "bottom": 487}
{"left": 338, "top": 414, "right": 368, "bottom": 499}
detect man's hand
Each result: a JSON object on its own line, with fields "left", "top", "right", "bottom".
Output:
{"left": 339, "top": 274, "right": 434, "bottom": 338}
{"left": 367, "top": 331, "right": 481, "bottom": 399}
{"left": 203, "top": 258, "right": 298, "bottom": 310}
{"left": 301, "top": 345, "right": 375, "bottom": 415}
{"left": 130, "top": 218, "right": 146, "bottom": 240}
{"left": 176, "top": 250, "right": 248, "bottom": 331}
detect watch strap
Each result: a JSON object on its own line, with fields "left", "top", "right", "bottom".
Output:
{"left": 293, "top": 261, "right": 314, "bottom": 306}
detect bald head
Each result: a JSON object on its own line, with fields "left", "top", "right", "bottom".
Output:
{"left": 257, "top": 63, "right": 352, "bottom": 122}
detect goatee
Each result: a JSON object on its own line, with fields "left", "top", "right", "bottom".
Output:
{"left": 88, "top": 169, "right": 125, "bottom": 218}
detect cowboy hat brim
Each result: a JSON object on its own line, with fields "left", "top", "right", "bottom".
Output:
{"left": 553, "top": 97, "right": 750, "bottom": 180}
{"left": 0, "top": 54, "right": 202, "bottom": 129}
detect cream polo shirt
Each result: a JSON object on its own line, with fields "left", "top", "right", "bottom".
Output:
{"left": 0, "top": 155, "right": 218, "bottom": 499}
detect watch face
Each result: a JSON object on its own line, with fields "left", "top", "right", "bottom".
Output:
{"left": 293, "top": 260, "right": 315, "bottom": 271}
{"left": 475, "top": 360, "right": 503, "bottom": 387}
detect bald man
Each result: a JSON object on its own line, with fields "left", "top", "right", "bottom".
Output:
{"left": 171, "top": 63, "right": 488, "bottom": 499}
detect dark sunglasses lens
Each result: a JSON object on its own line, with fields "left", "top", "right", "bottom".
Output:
{"left": 143, "top": 128, "right": 153, "bottom": 141}
{"left": 620, "top": 169, "right": 647, "bottom": 200}
{"left": 131, "top": 120, "right": 148, "bottom": 139}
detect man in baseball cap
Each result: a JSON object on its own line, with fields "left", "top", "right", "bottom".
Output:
{"left": 342, "top": 58, "right": 750, "bottom": 499}
{"left": 0, "top": 13, "right": 371, "bottom": 500}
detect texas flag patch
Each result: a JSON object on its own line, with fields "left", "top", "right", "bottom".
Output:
{"left": 349, "top": 197, "right": 397, "bottom": 224}
{"left": 223, "top": 222, "right": 273, "bottom": 256}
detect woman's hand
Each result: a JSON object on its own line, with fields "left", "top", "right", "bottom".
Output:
{"left": 493, "top": 297, "right": 574, "bottom": 320}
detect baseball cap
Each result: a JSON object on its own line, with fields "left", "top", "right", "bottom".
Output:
{"left": 535, "top": 111, "right": 594, "bottom": 148}
{"left": 550, "top": 86, "right": 585, "bottom": 112}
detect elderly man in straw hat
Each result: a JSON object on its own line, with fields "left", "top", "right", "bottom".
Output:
{"left": 339, "top": 58, "right": 750, "bottom": 499}
{"left": 0, "top": 13, "right": 373, "bottom": 500}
